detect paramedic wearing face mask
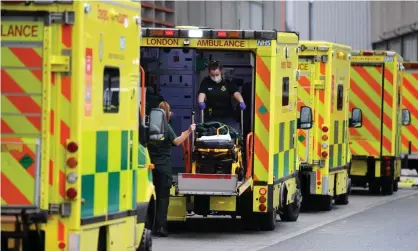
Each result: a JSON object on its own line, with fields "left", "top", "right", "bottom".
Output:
{"left": 197, "top": 60, "right": 246, "bottom": 130}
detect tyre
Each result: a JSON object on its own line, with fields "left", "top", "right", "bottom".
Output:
{"left": 256, "top": 210, "right": 277, "bottom": 231}
{"left": 319, "top": 195, "right": 333, "bottom": 211}
{"left": 279, "top": 179, "right": 302, "bottom": 222}
{"left": 368, "top": 180, "right": 380, "bottom": 195}
{"left": 137, "top": 228, "right": 152, "bottom": 251}
{"left": 381, "top": 178, "right": 394, "bottom": 195}
{"left": 393, "top": 180, "right": 399, "bottom": 192}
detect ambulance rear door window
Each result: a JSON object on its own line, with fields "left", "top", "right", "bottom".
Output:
{"left": 282, "top": 77, "right": 289, "bottom": 106}
{"left": 103, "top": 67, "right": 120, "bottom": 113}
{"left": 337, "top": 84, "right": 343, "bottom": 111}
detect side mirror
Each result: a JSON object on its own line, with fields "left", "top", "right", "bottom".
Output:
{"left": 349, "top": 108, "right": 363, "bottom": 128}
{"left": 297, "top": 106, "right": 313, "bottom": 129}
{"left": 402, "top": 109, "right": 411, "bottom": 126}
{"left": 148, "top": 108, "right": 167, "bottom": 141}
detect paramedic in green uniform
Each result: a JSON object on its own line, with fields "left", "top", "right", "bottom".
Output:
{"left": 147, "top": 101, "right": 195, "bottom": 237}
{"left": 197, "top": 60, "right": 246, "bottom": 130}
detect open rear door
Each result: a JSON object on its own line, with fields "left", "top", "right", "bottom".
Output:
{"left": 1, "top": 10, "right": 70, "bottom": 214}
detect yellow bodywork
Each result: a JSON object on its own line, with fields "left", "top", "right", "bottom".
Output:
{"left": 349, "top": 51, "right": 403, "bottom": 187}
{"left": 1, "top": 1, "right": 154, "bottom": 251}
{"left": 140, "top": 30, "right": 302, "bottom": 221}
{"left": 297, "top": 41, "right": 351, "bottom": 198}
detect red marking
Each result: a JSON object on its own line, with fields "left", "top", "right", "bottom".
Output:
{"left": 59, "top": 171, "right": 66, "bottom": 198}
{"left": 357, "top": 140, "right": 379, "bottom": 156}
{"left": 50, "top": 110, "right": 55, "bottom": 135}
{"left": 384, "top": 67, "right": 393, "bottom": 84}
{"left": 60, "top": 121, "right": 70, "bottom": 147}
{"left": 413, "top": 73, "right": 418, "bottom": 81}
{"left": 352, "top": 66, "right": 382, "bottom": 96}
{"left": 351, "top": 79, "right": 392, "bottom": 130}
{"left": 255, "top": 95, "right": 270, "bottom": 130}
{"left": 181, "top": 173, "right": 232, "bottom": 179}
{"left": 298, "top": 76, "right": 310, "bottom": 86}
{"left": 8, "top": 47, "right": 43, "bottom": 81}
{"left": 58, "top": 220, "right": 65, "bottom": 241}
{"left": 254, "top": 135, "right": 269, "bottom": 172}
{"left": 318, "top": 90, "right": 325, "bottom": 104}
{"left": 320, "top": 63, "right": 326, "bottom": 75}
{"left": 256, "top": 56, "right": 271, "bottom": 90}
{"left": 1, "top": 173, "right": 31, "bottom": 205}
{"left": 1, "top": 70, "right": 42, "bottom": 130}
{"left": 403, "top": 77, "right": 418, "bottom": 96}
{"left": 403, "top": 98, "right": 418, "bottom": 123}
{"left": 318, "top": 114, "right": 324, "bottom": 128}
{"left": 349, "top": 127, "right": 361, "bottom": 137}
{"left": 316, "top": 169, "right": 321, "bottom": 182}
{"left": 61, "top": 76, "right": 71, "bottom": 101}
{"left": 51, "top": 73, "right": 56, "bottom": 85}
{"left": 253, "top": 174, "right": 259, "bottom": 181}
{"left": 61, "top": 25, "right": 72, "bottom": 48}
{"left": 49, "top": 160, "right": 54, "bottom": 186}
{"left": 1, "top": 119, "right": 13, "bottom": 134}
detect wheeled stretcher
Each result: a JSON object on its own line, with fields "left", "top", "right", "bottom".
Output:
{"left": 177, "top": 110, "right": 253, "bottom": 196}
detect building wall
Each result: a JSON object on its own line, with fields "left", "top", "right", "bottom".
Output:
{"left": 175, "top": 1, "right": 286, "bottom": 31}
{"left": 286, "top": 1, "right": 372, "bottom": 50}
{"left": 371, "top": 1, "right": 418, "bottom": 61}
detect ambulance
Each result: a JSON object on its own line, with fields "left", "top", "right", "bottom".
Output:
{"left": 348, "top": 50, "right": 411, "bottom": 195}
{"left": 296, "top": 41, "right": 362, "bottom": 210}
{"left": 140, "top": 27, "right": 313, "bottom": 230}
{"left": 400, "top": 61, "right": 418, "bottom": 188}
{"left": 1, "top": 1, "right": 162, "bottom": 250}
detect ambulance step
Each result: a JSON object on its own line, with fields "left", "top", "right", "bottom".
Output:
{"left": 177, "top": 173, "right": 239, "bottom": 196}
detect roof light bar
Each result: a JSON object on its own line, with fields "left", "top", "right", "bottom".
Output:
{"left": 361, "top": 50, "right": 374, "bottom": 56}
{"left": 385, "top": 51, "right": 396, "bottom": 57}
{"left": 188, "top": 29, "right": 203, "bottom": 38}
{"left": 403, "top": 62, "right": 418, "bottom": 69}
{"left": 351, "top": 51, "right": 361, "bottom": 56}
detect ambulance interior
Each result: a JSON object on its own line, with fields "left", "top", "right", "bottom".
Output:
{"left": 140, "top": 48, "right": 255, "bottom": 175}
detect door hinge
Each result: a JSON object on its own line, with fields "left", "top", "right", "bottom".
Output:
{"left": 49, "top": 202, "right": 72, "bottom": 217}
{"left": 51, "top": 55, "right": 70, "bottom": 72}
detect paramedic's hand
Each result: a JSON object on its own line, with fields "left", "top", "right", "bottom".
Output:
{"left": 188, "top": 124, "right": 196, "bottom": 133}
{"left": 239, "top": 102, "right": 246, "bottom": 110}
{"left": 199, "top": 102, "right": 206, "bottom": 110}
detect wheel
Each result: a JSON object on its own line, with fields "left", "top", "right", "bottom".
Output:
{"left": 137, "top": 228, "right": 152, "bottom": 251}
{"left": 393, "top": 180, "right": 399, "bottom": 192}
{"left": 319, "top": 195, "right": 333, "bottom": 211}
{"left": 256, "top": 210, "right": 277, "bottom": 231}
{"left": 368, "top": 180, "right": 380, "bottom": 195}
{"left": 381, "top": 178, "right": 394, "bottom": 195}
{"left": 279, "top": 181, "right": 302, "bottom": 222}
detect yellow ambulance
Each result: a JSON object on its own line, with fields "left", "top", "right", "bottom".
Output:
{"left": 1, "top": 1, "right": 162, "bottom": 250}
{"left": 348, "top": 50, "right": 411, "bottom": 195}
{"left": 140, "top": 27, "right": 313, "bottom": 230}
{"left": 296, "top": 41, "right": 362, "bottom": 210}
{"left": 400, "top": 61, "right": 418, "bottom": 188}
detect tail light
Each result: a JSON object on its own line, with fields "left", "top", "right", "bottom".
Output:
{"left": 258, "top": 204, "right": 266, "bottom": 212}
{"left": 66, "top": 188, "right": 78, "bottom": 199}
{"left": 259, "top": 196, "right": 266, "bottom": 204}
{"left": 322, "top": 151, "right": 328, "bottom": 158}
{"left": 216, "top": 31, "right": 227, "bottom": 38}
{"left": 322, "top": 135, "right": 328, "bottom": 141}
{"left": 67, "top": 142, "right": 78, "bottom": 153}
{"left": 259, "top": 188, "right": 267, "bottom": 195}
{"left": 66, "top": 157, "right": 78, "bottom": 168}
{"left": 322, "top": 126, "right": 329, "bottom": 133}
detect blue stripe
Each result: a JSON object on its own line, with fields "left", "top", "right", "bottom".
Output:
{"left": 274, "top": 154, "right": 279, "bottom": 180}
{"left": 121, "top": 131, "right": 128, "bottom": 170}
{"left": 284, "top": 151, "right": 289, "bottom": 177}
{"left": 132, "top": 169, "right": 137, "bottom": 209}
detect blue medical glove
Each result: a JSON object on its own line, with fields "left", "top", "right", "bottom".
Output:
{"left": 199, "top": 102, "right": 206, "bottom": 110}
{"left": 239, "top": 102, "right": 246, "bottom": 110}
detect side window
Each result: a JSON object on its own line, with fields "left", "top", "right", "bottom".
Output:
{"left": 103, "top": 67, "right": 120, "bottom": 113}
{"left": 282, "top": 77, "right": 290, "bottom": 106}
{"left": 337, "top": 84, "right": 344, "bottom": 111}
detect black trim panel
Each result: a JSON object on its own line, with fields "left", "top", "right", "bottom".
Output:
{"left": 136, "top": 202, "right": 149, "bottom": 224}
{"left": 80, "top": 208, "right": 143, "bottom": 226}
{"left": 329, "top": 165, "right": 347, "bottom": 173}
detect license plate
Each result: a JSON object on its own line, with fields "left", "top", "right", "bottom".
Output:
{"left": 1, "top": 143, "right": 23, "bottom": 152}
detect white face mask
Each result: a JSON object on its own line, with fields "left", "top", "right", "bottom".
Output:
{"left": 211, "top": 75, "right": 222, "bottom": 83}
